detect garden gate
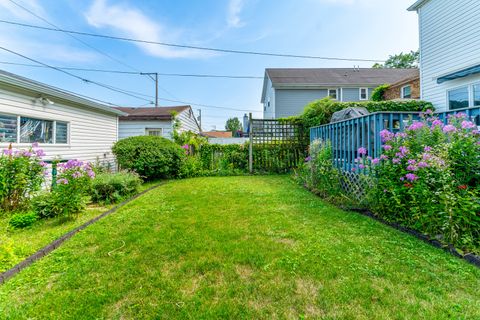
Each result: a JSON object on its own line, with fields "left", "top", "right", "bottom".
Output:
{"left": 248, "top": 114, "right": 308, "bottom": 173}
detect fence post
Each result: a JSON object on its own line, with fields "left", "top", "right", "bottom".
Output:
{"left": 248, "top": 113, "right": 253, "bottom": 173}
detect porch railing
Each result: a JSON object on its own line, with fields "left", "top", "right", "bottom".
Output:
{"left": 310, "top": 107, "right": 480, "bottom": 172}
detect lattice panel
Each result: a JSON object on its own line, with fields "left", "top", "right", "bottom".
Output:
{"left": 339, "top": 171, "right": 375, "bottom": 202}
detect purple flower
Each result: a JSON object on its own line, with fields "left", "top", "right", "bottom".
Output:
{"left": 392, "top": 158, "right": 401, "bottom": 164}
{"left": 305, "top": 156, "right": 311, "bottom": 162}
{"left": 423, "top": 146, "right": 432, "bottom": 152}
{"left": 405, "top": 173, "right": 418, "bottom": 182}
{"left": 461, "top": 121, "right": 476, "bottom": 129}
{"left": 359, "top": 164, "right": 365, "bottom": 169}
{"left": 87, "top": 170, "right": 95, "bottom": 178}
{"left": 39, "top": 161, "right": 48, "bottom": 167}
{"left": 455, "top": 112, "right": 467, "bottom": 119}
{"left": 431, "top": 119, "right": 443, "bottom": 128}
{"left": 2, "top": 149, "right": 13, "bottom": 156}
{"left": 181, "top": 144, "right": 189, "bottom": 150}
{"left": 407, "top": 159, "right": 416, "bottom": 165}
{"left": 351, "top": 167, "right": 356, "bottom": 172}
{"left": 35, "top": 149, "right": 46, "bottom": 157}
{"left": 380, "top": 155, "right": 388, "bottom": 160}
{"left": 400, "top": 177, "right": 405, "bottom": 181}
{"left": 380, "top": 130, "right": 395, "bottom": 142}
{"left": 422, "top": 153, "right": 432, "bottom": 161}
{"left": 407, "top": 165, "right": 417, "bottom": 171}
{"left": 72, "top": 171, "right": 82, "bottom": 178}
{"left": 395, "top": 132, "right": 407, "bottom": 139}
{"left": 407, "top": 122, "right": 424, "bottom": 131}
{"left": 357, "top": 147, "right": 367, "bottom": 155}
{"left": 371, "top": 158, "right": 380, "bottom": 165}
{"left": 57, "top": 178, "right": 68, "bottom": 185}
{"left": 382, "top": 145, "right": 392, "bottom": 151}
{"left": 443, "top": 125, "right": 456, "bottom": 133}
{"left": 418, "top": 161, "right": 429, "bottom": 168}
{"left": 32, "top": 142, "right": 39, "bottom": 148}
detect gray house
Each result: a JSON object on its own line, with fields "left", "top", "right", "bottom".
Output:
{"left": 115, "top": 105, "right": 201, "bottom": 140}
{"left": 261, "top": 68, "right": 419, "bottom": 119}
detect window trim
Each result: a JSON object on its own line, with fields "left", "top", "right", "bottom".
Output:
{"left": 446, "top": 84, "right": 474, "bottom": 110}
{"left": 401, "top": 85, "right": 412, "bottom": 99}
{"left": 0, "top": 112, "right": 70, "bottom": 146}
{"left": 359, "top": 88, "right": 368, "bottom": 101}
{"left": 328, "top": 88, "right": 338, "bottom": 100}
{"left": 145, "top": 128, "right": 163, "bottom": 136}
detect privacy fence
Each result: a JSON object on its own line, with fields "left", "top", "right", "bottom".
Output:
{"left": 310, "top": 107, "right": 480, "bottom": 172}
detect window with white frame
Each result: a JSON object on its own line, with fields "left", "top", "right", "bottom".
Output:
{"left": 401, "top": 85, "right": 412, "bottom": 99}
{"left": 328, "top": 89, "right": 338, "bottom": 100}
{"left": 0, "top": 113, "right": 69, "bottom": 144}
{"left": 474, "top": 84, "right": 480, "bottom": 107}
{"left": 359, "top": 88, "right": 368, "bottom": 100}
{"left": 146, "top": 128, "right": 163, "bottom": 136}
{"left": 448, "top": 86, "right": 470, "bottom": 110}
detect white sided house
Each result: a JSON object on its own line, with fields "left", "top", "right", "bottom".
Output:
{"left": 115, "top": 106, "right": 201, "bottom": 140}
{"left": 261, "top": 68, "right": 419, "bottom": 119}
{"left": 0, "top": 70, "right": 124, "bottom": 165}
{"left": 409, "top": 0, "right": 480, "bottom": 112}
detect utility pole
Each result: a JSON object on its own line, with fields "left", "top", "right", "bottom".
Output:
{"left": 141, "top": 72, "right": 159, "bottom": 107}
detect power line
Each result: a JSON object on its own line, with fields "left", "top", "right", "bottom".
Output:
{"left": 0, "top": 19, "right": 386, "bottom": 62}
{"left": 0, "top": 46, "right": 154, "bottom": 104}
{"left": 0, "top": 61, "right": 265, "bottom": 79}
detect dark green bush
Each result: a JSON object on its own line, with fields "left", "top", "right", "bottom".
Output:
{"left": 112, "top": 136, "right": 185, "bottom": 180}
{"left": 90, "top": 171, "right": 142, "bottom": 204}
{"left": 198, "top": 144, "right": 249, "bottom": 174}
{"left": 371, "top": 84, "right": 390, "bottom": 101}
{"left": 8, "top": 212, "right": 38, "bottom": 229}
{"left": 32, "top": 192, "right": 87, "bottom": 219}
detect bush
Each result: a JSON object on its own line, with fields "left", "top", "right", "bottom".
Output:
{"left": 371, "top": 84, "right": 390, "bottom": 101}
{"left": 113, "top": 136, "right": 185, "bottom": 180}
{"left": 286, "top": 97, "right": 434, "bottom": 129}
{"left": 8, "top": 212, "right": 38, "bottom": 229}
{"left": 90, "top": 171, "right": 142, "bottom": 204}
{"left": 357, "top": 111, "right": 480, "bottom": 253}
{"left": 0, "top": 144, "right": 47, "bottom": 212}
{"left": 198, "top": 144, "right": 249, "bottom": 174}
{"left": 33, "top": 160, "right": 95, "bottom": 219}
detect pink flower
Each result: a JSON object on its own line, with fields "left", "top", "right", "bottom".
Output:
{"left": 357, "top": 147, "right": 367, "bottom": 155}
{"left": 371, "top": 158, "right": 380, "bottom": 165}
{"left": 431, "top": 120, "right": 443, "bottom": 128}
{"left": 407, "top": 122, "right": 424, "bottom": 131}
{"left": 461, "top": 121, "right": 476, "bottom": 129}
{"left": 383, "top": 145, "right": 392, "bottom": 151}
{"left": 35, "top": 149, "right": 46, "bottom": 157}
{"left": 87, "top": 170, "right": 95, "bottom": 178}
{"left": 32, "top": 142, "right": 39, "bottom": 148}
{"left": 405, "top": 173, "right": 418, "bottom": 182}
{"left": 380, "top": 155, "right": 388, "bottom": 160}
{"left": 392, "top": 158, "right": 401, "bottom": 164}
{"left": 407, "top": 165, "right": 417, "bottom": 171}
{"left": 359, "top": 164, "right": 365, "bottom": 169}
{"left": 407, "top": 159, "right": 416, "bottom": 165}
{"left": 398, "top": 146, "right": 409, "bottom": 155}
{"left": 2, "top": 149, "right": 12, "bottom": 156}
{"left": 423, "top": 146, "right": 432, "bottom": 152}
{"left": 380, "top": 130, "right": 395, "bottom": 142}
{"left": 57, "top": 178, "right": 68, "bottom": 185}
{"left": 351, "top": 167, "right": 356, "bottom": 172}
{"left": 181, "top": 144, "right": 189, "bottom": 150}
{"left": 418, "top": 161, "right": 429, "bottom": 168}
{"left": 443, "top": 125, "right": 456, "bottom": 133}
{"left": 39, "top": 161, "right": 48, "bottom": 167}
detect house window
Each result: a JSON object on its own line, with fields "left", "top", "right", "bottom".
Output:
{"left": 146, "top": 128, "right": 162, "bottom": 136}
{"left": 448, "top": 86, "right": 469, "bottom": 110}
{"left": 20, "top": 117, "right": 53, "bottom": 144}
{"left": 401, "top": 85, "right": 412, "bottom": 99}
{"left": 474, "top": 84, "right": 480, "bottom": 106}
{"left": 55, "top": 121, "right": 68, "bottom": 144}
{"left": 0, "top": 113, "right": 18, "bottom": 143}
{"left": 328, "top": 89, "right": 338, "bottom": 100}
{"left": 359, "top": 88, "right": 368, "bottom": 100}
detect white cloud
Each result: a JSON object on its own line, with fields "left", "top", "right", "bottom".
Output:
{"left": 227, "top": 0, "right": 246, "bottom": 28}
{"left": 85, "top": 0, "right": 209, "bottom": 59}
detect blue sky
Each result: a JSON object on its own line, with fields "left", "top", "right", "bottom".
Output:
{"left": 0, "top": 0, "right": 419, "bottom": 130}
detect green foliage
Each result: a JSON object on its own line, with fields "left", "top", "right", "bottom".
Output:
{"left": 90, "top": 171, "right": 142, "bottom": 204}
{"left": 288, "top": 97, "right": 433, "bottom": 128}
{"left": 371, "top": 84, "right": 390, "bottom": 102}
{"left": 112, "top": 136, "right": 185, "bottom": 180}
{"left": 8, "top": 212, "right": 38, "bottom": 229}
{"left": 173, "top": 131, "right": 208, "bottom": 153}
{"left": 373, "top": 50, "right": 419, "bottom": 69}
{"left": 198, "top": 143, "right": 249, "bottom": 175}
{"left": 0, "top": 145, "right": 46, "bottom": 212}
{"left": 225, "top": 117, "right": 243, "bottom": 136}
{"left": 0, "top": 235, "right": 16, "bottom": 272}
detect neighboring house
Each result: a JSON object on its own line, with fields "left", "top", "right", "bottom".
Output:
{"left": 0, "top": 70, "right": 124, "bottom": 166}
{"left": 408, "top": 0, "right": 480, "bottom": 112}
{"left": 115, "top": 106, "right": 201, "bottom": 139}
{"left": 201, "top": 131, "right": 233, "bottom": 138}
{"left": 261, "top": 68, "right": 419, "bottom": 118}
{"left": 383, "top": 70, "right": 420, "bottom": 100}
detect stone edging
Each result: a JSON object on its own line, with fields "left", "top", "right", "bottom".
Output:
{"left": 0, "top": 182, "right": 165, "bottom": 285}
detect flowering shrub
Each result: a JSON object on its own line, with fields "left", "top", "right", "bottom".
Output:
{"left": 33, "top": 159, "right": 95, "bottom": 219}
{"left": 356, "top": 112, "right": 480, "bottom": 253}
{"left": 0, "top": 143, "right": 47, "bottom": 212}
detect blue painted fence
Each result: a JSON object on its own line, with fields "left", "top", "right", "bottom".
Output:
{"left": 310, "top": 107, "right": 480, "bottom": 172}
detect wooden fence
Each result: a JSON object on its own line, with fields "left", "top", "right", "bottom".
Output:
{"left": 310, "top": 107, "right": 480, "bottom": 172}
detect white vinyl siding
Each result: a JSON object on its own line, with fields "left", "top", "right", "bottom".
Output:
{"left": 0, "top": 88, "right": 118, "bottom": 164}
{"left": 118, "top": 120, "right": 173, "bottom": 139}
{"left": 176, "top": 109, "right": 201, "bottom": 134}
{"left": 417, "top": 0, "right": 480, "bottom": 111}
{"left": 275, "top": 89, "right": 328, "bottom": 118}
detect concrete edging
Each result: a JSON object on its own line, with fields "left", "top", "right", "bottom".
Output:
{"left": 0, "top": 182, "right": 165, "bottom": 285}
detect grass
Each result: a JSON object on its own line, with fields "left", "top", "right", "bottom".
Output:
{"left": 0, "top": 179, "right": 162, "bottom": 272}
{"left": 0, "top": 176, "right": 479, "bottom": 319}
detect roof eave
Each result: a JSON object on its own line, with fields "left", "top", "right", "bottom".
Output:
{"left": 407, "top": 0, "right": 428, "bottom": 11}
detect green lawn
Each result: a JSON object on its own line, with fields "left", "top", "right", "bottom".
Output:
{"left": 0, "top": 176, "right": 479, "bottom": 319}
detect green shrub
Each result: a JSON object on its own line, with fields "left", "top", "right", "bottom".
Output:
{"left": 112, "top": 136, "right": 185, "bottom": 180}
{"left": 8, "top": 212, "right": 38, "bottom": 229}
{"left": 371, "top": 84, "right": 390, "bottom": 101}
{"left": 90, "top": 171, "right": 142, "bottom": 204}
{"left": 198, "top": 144, "right": 249, "bottom": 174}
{"left": 0, "top": 144, "right": 46, "bottom": 212}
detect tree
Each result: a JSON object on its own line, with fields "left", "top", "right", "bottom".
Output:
{"left": 373, "top": 50, "right": 419, "bottom": 69}
{"left": 225, "top": 117, "right": 243, "bottom": 136}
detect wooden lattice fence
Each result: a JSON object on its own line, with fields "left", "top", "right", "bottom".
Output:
{"left": 248, "top": 116, "right": 308, "bottom": 173}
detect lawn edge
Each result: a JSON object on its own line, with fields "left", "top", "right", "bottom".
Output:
{"left": 302, "top": 185, "right": 480, "bottom": 269}
{"left": 0, "top": 181, "right": 166, "bottom": 285}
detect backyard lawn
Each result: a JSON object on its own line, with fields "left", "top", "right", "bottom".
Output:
{"left": 0, "top": 176, "right": 479, "bottom": 319}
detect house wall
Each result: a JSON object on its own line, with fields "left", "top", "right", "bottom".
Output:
{"left": 0, "top": 87, "right": 118, "bottom": 165}
{"left": 384, "top": 78, "right": 421, "bottom": 100}
{"left": 177, "top": 109, "right": 201, "bottom": 133}
{"left": 263, "top": 77, "right": 275, "bottom": 119}
{"left": 118, "top": 120, "right": 173, "bottom": 139}
{"left": 417, "top": 0, "right": 480, "bottom": 111}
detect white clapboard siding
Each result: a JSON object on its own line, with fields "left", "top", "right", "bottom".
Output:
{"left": 118, "top": 120, "right": 174, "bottom": 139}
{"left": 417, "top": 0, "right": 480, "bottom": 111}
{"left": 177, "top": 109, "right": 201, "bottom": 133}
{"left": 0, "top": 88, "right": 118, "bottom": 165}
